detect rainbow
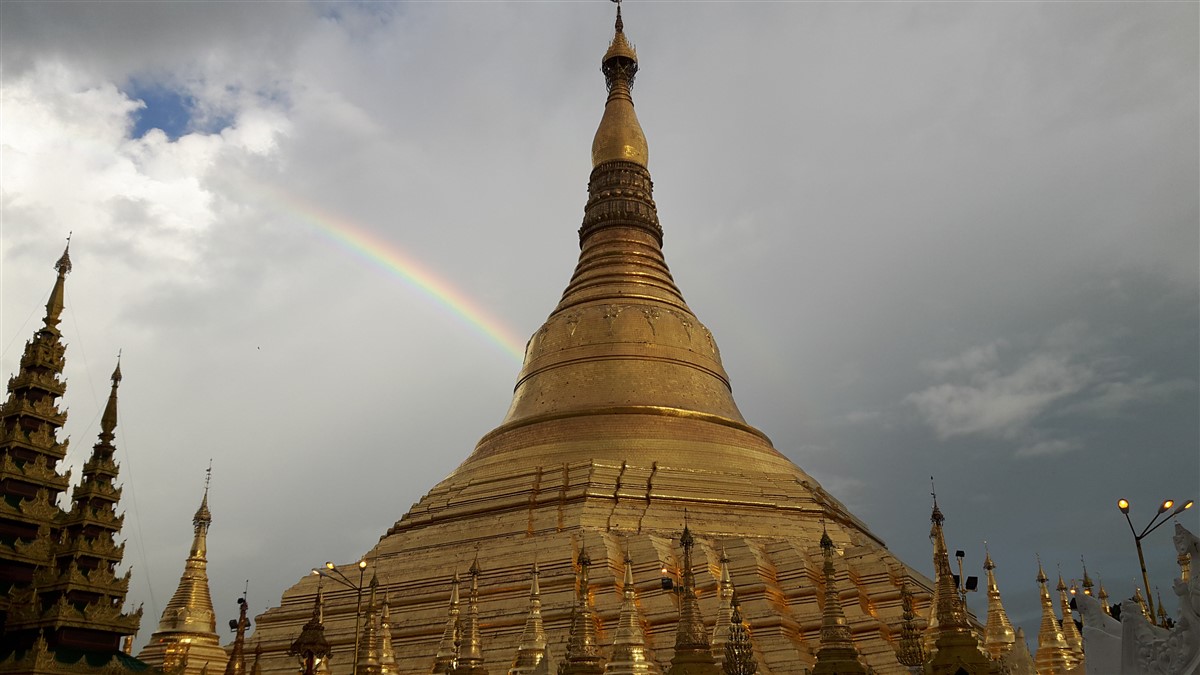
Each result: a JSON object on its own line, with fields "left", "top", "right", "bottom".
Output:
{"left": 251, "top": 184, "right": 527, "bottom": 363}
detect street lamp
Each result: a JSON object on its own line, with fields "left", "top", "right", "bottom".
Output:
{"left": 312, "top": 559, "right": 369, "bottom": 673}
{"left": 1117, "top": 498, "right": 1194, "bottom": 625}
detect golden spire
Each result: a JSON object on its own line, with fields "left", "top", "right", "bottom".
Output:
{"left": 667, "top": 524, "right": 720, "bottom": 675}
{"left": 810, "top": 526, "right": 868, "bottom": 675}
{"left": 711, "top": 551, "right": 735, "bottom": 664}
{"left": 722, "top": 594, "right": 757, "bottom": 675}
{"left": 1056, "top": 571, "right": 1084, "bottom": 664}
{"left": 605, "top": 554, "right": 660, "bottom": 675}
{"left": 356, "top": 574, "right": 383, "bottom": 674}
{"left": 289, "top": 584, "right": 331, "bottom": 675}
{"left": 1033, "top": 559, "right": 1074, "bottom": 675}
{"left": 895, "top": 583, "right": 925, "bottom": 671}
{"left": 455, "top": 560, "right": 488, "bottom": 675}
{"left": 432, "top": 574, "right": 461, "bottom": 675}
{"left": 1155, "top": 589, "right": 1169, "bottom": 625}
{"left": 223, "top": 597, "right": 251, "bottom": 675}
{"left": 510, "top": 563, "right": 550, "bottom": 675}
{"left": 380, "top": 590, "right": 398, "bottom": 674}
{"left": 561, "top": 548, "right": 605, "bottom": 675}
{"left": 154, "top": 470, "right": 217, "bottom": 635}
{"left": 591, "top": 1, "right": 647, "bottom": 168}
{"left": 1080, "top": 558, "right": 1094, "bottom": 596}
{"left": 981, "top": 545, "right": 1015, "bottom": 660}
{"left": 41, "top": 238, "right": 72, "bottom": 335}
{"left": 1134, "top": 586, "right": 1151, "bottom": 620}
{"left": 923, "top": 490, "right": 998, "bottom": 675}
{"left": 98, "top": 357, "right": 122, "bottom": 443}
{"left": 1097, "top": 582, "right": 1110, "bottom": 616}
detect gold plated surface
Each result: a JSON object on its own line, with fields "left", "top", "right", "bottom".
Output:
{"left": 591, "top": 7, "right": 647, "bottom": 168}
{"left": 810, "top": 528, "right": 868, "bottom": 675}
{"left": 1033, "top": 562, "right": 1075, "bottom": 675}
{"left": 250, "top": 7, "right": 943, "bottom": 674}
{"left": 136, "top": 480, "right": 229, "bottom": 675}
{"left": 604, "top": 556, "right": 660, "bottom": 675}
{"left": 979, "top": 549, "right": 1014, "bottom": 661}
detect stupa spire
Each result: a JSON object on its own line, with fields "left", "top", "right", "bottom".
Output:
{"left": 510, "top": 563, "right": 550, "bottom": 675}
{"left": 1033, "top": 558, "right": 1074, "bottom": 675}
{"left": 592, "top": 0, "right": 647, "bottom": 169}
{"left": 1080, "top": 557, "right": 1094, "bottom": 596}
{"left": 289, "top": 583, "right": 331, "bottom": 675}
{"left": 455, "top": 560, "right": 488, "bottom": 675}
{"left": 1056, "top": 570, "right": 1084, "bottom": 664}
{"left": 722, "top": 594, "right": 757, "bottom": 675}
{"left": 667, "top": 524, "right": 720, "bottom": 675}
{"left": 712, "top": 551, "right": 735, "bottom": 664}
{"left": 137, "top": 467, "right": 228, "bottom": 674}
{"left": 560, "top": 548, "right": 605, "bottom": 675}
{"left": 895, "top": 583, "right": 925, "bottom": 671}
{"left": 810, "top": 526, "right": 868, "bottom": 675}
{"left": 1097, "top": 581, "right": 1111, "bottom": 616}
{"left": 356, "top": 573, "right": 383, "bottom": 675}
{"left": 432, "top": 573, "right": 462, "bottom": 675}
{"left": 981, "top": 544, "right": 1015, "bottom": 660}
{"left": 922, "top": 488, "right": 998, "bottom": 674}
{"left": 42, "top": 238, "right": 72, "bottom": 335}
{"left": 605, "top": 554, "right": 660, "bottom": 675}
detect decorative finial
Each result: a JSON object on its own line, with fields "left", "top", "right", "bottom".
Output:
{"left": 55, "top": 233, "right": 73, "bottom": 276}
{"left": 930, "top": 477, "right": 944, "bottom": 526}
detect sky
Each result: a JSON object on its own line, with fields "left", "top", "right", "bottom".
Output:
{"left": 1, "top": 0, "right": 1197, "bottom": 657}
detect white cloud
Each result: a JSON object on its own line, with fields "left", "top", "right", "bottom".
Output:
{"left": 1014, "top": 438, "right": 1082, "bottom": 458}
{"left": 921, "top": 341, "right": 1004, "bottom": 377}
{"left": 907, "top": 351, "right": 1093, "bottom": 439}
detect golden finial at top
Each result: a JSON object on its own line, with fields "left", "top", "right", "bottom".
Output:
{"left": 55, "top": 233, "right": 73, "bottom": 276}
{"left": 592, "top": 0, "right": 648, "bottom": 168}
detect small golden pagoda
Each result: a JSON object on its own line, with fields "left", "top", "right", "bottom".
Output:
{"left": 251, "top": 6, "right": 942, "bottom": 673}
{"left": 1033, "top": 561, "right": 1076, "bottom": 675}
{"left": 137, "top": 474, "right": 230, "bottom": 674}
{"left": 721, "top": 597, "right": 757, "bottom": 675}
{"left": 921, "top": 498, "right": 998, "bottom": 675}
{"left": 604, "top": 555, "right": 660, "bottom": 675}
{"left": 1055, "top": 572, "right": 1084, "bottom": 666}
{"left": 979, "top": 547, "right": 1014, "bottom": 661}
{"left": 666, "top": 526, "right": 720, "bottom": 675}
{"left": 561, "top": 549, "right": 605, "bottom": 675}
{"left": 510, "top": 565, "right": 551, "bottom": 675}
{"left": 810, "top": 527, "right": 869, "bottom": 675}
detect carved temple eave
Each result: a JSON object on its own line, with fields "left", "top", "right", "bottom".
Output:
{"left": 0, "top": 453, "right": 71, "bottom": 492}
{"left": 6, "top": 370, "right": 67, "bottom": 397}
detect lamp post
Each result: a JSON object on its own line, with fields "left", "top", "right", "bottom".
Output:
{"left": 1117, "top": 498, "right": 1194, "bottom": 625}
{"left": 312, "top": 558, "right": 369, "bottom": 673}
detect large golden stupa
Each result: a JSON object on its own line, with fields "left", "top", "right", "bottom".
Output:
{"left": 251, "top": 8, "right": 936, "bottom": 674}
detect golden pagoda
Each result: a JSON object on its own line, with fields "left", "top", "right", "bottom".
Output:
{"left": 710, "top": 553, "right": 735, "bottom": 667}
{"left": 921, "top": 498, "right": 998, "bottom": 675}
{"left": 721, "top": 597, "right": 757, "bottom": 675}
{"left": 1055, "top": 573, "right": 1084, "bottom": 666}
{"left": 1033, "top": 560, "right": 1075, "bottom": 675}
{"left": 666, "top": 526, "right": 720, "bottom": 675}
{"left": 0, "top": 244, "right": 144, "bottom": 672}
{"left": 510, "top": 565, "right": 552, "bottom": 675}
{"left": 810, "top": 527, "right": 869, "bottom": 675}
{"left": 561, "top": 549, "right": 605, "bottom": 675}
{"left": 250, "top": 6, "right": 940, "bottom": 673}
{"left": 138, "top": 474, "right": 230, "bottom": 674}
{"left": 979, "top": 547, "right": 1014, "bottom": 661}
{"left": 604, "top": 555, "right": 660, "bottom": 675}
